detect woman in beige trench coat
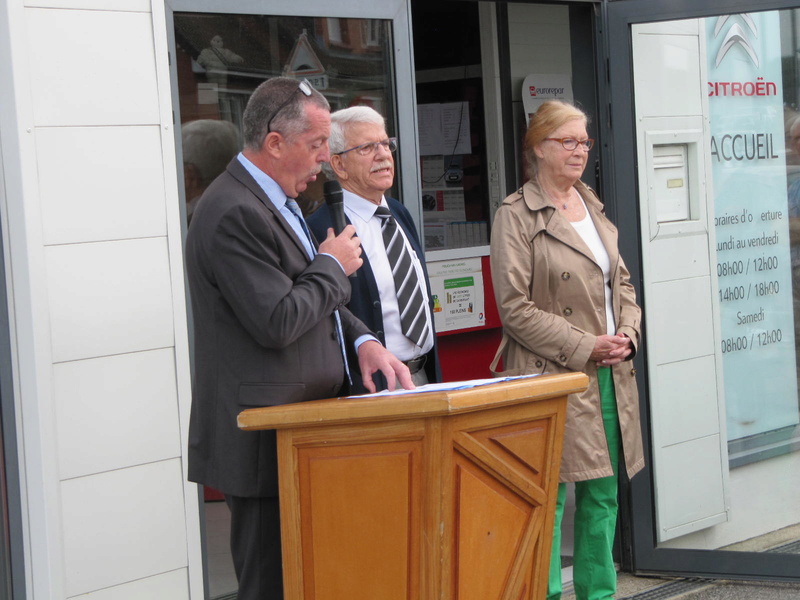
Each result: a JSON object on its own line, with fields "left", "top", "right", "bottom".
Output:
{"left": 490, "top": 101, "right": 644, "bottom": 600}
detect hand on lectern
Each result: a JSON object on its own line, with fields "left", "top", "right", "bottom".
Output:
{"left": 357, "top": 340, "right": 414, "bottom": 393}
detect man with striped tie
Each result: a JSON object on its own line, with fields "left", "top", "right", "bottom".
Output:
{"left": 309, "top": 105, "right": 441, "bottom": 393}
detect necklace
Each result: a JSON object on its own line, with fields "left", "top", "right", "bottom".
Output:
{"left": 538, "top": 176, "right": 573, "bottom": 210}
{"left": 560, "top": 188, "right": 575, "bottom": 210}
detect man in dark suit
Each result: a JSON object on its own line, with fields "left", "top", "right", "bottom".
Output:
{"left": 185, "top": 78, "right": 412, "bottom": 600}
{"left": 308, "top": 106, "right": 440, "bottom": 394}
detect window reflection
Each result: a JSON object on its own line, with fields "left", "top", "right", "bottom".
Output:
{"left": 174, "top": 13, "right": 397, "bottom": 218}
{"left": 704, "top": 9, "right": 800, "bottom": 552}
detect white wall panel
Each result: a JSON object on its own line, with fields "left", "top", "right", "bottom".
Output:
{"left": 633, "top": 34, "right": 703, "bottom": 118}
{"left": 507, "top": 3, "right": 566, "bottom": 25}
{"left": 26, "top": 0, "right": 149, "bottom": 10}
{"left": 68, "top": 569, "right": 189, "bottom": 600}
{"left": 648, "top": 277, "right": 716, "bottom": 365}
{"left": 633, "top": 21, "right": 729, "bottom": 542}
{"left": 664, "top": 450, "right": 800, "bottom": 550}
{"left": 509, "top": 50, "right": 573, "bottom": 81}
{"left": 653, "top": 356, "right": 721, "bottom": 447}
{"left": 636, "top": 19, "right": 699, "bottom": 36}
{"left": 655, "top": 435, "right": 727, "bottom": 540}
{"left": 2, "top": 0, "right": 202, "bottom": 596}
{"left": 37, "top": 126, "right": 167, "bottom": 245}
{"left": 507, "top": 4, "right": 571, "bottom": 102}
{"left": 507, "top": 21, "right": 570, "bottom": 47}
{"left": 648, "top": 234, "right": 710, "bottom": 283}
{"left": 46, "top": 238, "right": 174, "bottom": 362}
{"left": 61, "top": 459, "right": 188, "bottom": 597}
{"left": 55, "top": 348, "right": 181, "bottom": 480}
{"left": 26, "top": 8, "right": 160, "bottom": 126}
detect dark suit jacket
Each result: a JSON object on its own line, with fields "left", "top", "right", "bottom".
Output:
{"left": 185, "top": 158, "right": 371, "bottom": 498}
{"left": 308, "top": 196, "right": 441, "bottom": 394}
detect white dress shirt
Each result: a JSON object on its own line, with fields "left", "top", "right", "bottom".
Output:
{"left": 343, "top": 190, "right": 434, "bottom": 361}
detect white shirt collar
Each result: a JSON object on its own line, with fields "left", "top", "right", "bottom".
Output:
{"left": 342, "top": 188, "right": 387, "bottom": 223}
{"left": 237, "top": 152, "right": 289, "bottom": 210}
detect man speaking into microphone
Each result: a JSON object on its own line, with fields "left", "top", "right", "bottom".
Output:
{"left": 185, "top": 78, "right": 412, "bottom": 600}
{"left": 309, "top": 106, "right": 441, "bottom": 393}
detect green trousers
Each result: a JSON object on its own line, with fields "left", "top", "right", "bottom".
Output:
{"left": 547, "top": 367, "right": 621, "bottom": 600}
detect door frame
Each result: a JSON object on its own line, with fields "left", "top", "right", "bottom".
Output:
{"left": 602, "top": 0, "right": 800, "bottom": 580}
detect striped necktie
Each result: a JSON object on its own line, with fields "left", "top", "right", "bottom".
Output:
{"left": 375, "top": 206, "right": 430, "bottom": 348}
{"left": 285, "top": 198, "right": 351, "bottom": 385}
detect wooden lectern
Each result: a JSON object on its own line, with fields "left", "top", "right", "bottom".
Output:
{"left": 238, "top": 372, "right": 588, "bottom": 600}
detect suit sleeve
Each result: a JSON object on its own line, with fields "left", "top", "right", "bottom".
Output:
{"left": 209, "top": 200, "right": 361, "bottom": 349}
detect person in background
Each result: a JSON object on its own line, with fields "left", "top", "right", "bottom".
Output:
{"left": 197, "top": 34, "right": 244, "bottom": 85}
{"left": 181, "top": 119, "right": 240, "bottom": 223}
{"left": 489, "top": 100, "right": 644, "bottom": 600}
{"left": 308, "top": 106, "right": 440, "bottom": 391}
{"left": 185, "top": 77, "right": 412, "bottom": 600}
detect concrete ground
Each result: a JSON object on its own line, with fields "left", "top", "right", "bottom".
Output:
{"left": 561, "top": 572, "right": 800, "bottom": 600}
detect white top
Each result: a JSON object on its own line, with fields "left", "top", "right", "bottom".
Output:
{"left": 568, "top": 198, "right": 616, "bottom": 336}
{"left": 343, "top": 190, "right": 434, "bottom": 361}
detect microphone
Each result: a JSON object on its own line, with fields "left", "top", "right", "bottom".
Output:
{"left": 323, "top": 180, "right": 357, "bottom": 279}
{"left": 324, "top": 180, "right": 347, "bottom": 235}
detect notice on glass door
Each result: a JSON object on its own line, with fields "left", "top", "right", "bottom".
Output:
{"left": 427, "top": 258, "right": 485, "bottom": 332}
{"left": 417, "top": 102, "right": 471, "bottom": 156}
{"left": 706, "top": 12, "right": 800, "bottom": 441}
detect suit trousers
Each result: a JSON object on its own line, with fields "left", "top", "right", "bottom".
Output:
{"left": 547, "top": 367, "right": 621, "bottom": 600}
{"left": 224, "top": 494, "right": 283, "bottom": 600}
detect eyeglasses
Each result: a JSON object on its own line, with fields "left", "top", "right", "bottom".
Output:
{"left": 544, "top": 137, "right": 595, "bottom": 151}
{"left": 266, "top": 78, "right": 313, "bottom": 134}
{"left": 336, "top": 137, "right": 398, "bottom": 157}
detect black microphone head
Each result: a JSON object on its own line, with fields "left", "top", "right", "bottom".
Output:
{"left": 323, "top": 180, "right": 343, "bottom": 205}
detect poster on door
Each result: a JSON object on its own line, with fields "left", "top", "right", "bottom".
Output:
{"left": 706, "top": 12, "right": 800, "bottom": 441}
{"left": 427, "top": 258, "right": 485, "bottom": 332}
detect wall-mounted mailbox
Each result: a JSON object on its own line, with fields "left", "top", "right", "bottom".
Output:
{"left": 653, "top": 144, "right": 690, "bottom": 223}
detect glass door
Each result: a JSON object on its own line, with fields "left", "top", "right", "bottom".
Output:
{"left": 166, "top": 1, "right": 415, "bottom": 597}
{"left": 605, "top": 0, "right": 800, "bottom": 580}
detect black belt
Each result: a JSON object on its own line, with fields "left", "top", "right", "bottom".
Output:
{"left": 403, "top": 356, "right": 426, "bottom": 374}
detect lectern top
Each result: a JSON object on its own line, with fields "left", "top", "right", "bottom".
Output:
{"left": 237, "top": 372, "right": 588, "bottom": 432}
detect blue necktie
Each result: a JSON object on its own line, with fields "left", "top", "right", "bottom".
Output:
{"left": 285, "top": 198, "right": 352, "bottom": 386}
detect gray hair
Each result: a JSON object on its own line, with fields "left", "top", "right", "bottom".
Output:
{"left": 182, "top": 119, "right": 241, "bottom": 185}
{"left": 242, "top": 77, "right": 330, "bottom": 151}
{"left": 322, "top": 105, "right": 387, "bottom": 178}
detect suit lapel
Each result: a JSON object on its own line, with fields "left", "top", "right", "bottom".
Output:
{"left": 226, "top": 159, "right": 312, "bottom": 261}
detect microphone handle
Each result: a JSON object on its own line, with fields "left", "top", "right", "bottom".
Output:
{"left": 329, "top": 202, "right": 357, "bottom": 280}
{"left": 330, "top": 203, "right": 348, "bottom": 236}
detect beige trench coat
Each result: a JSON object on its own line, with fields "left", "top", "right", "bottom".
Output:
{"left": 490, "top": 179, "right": 645, "bottom": 483}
